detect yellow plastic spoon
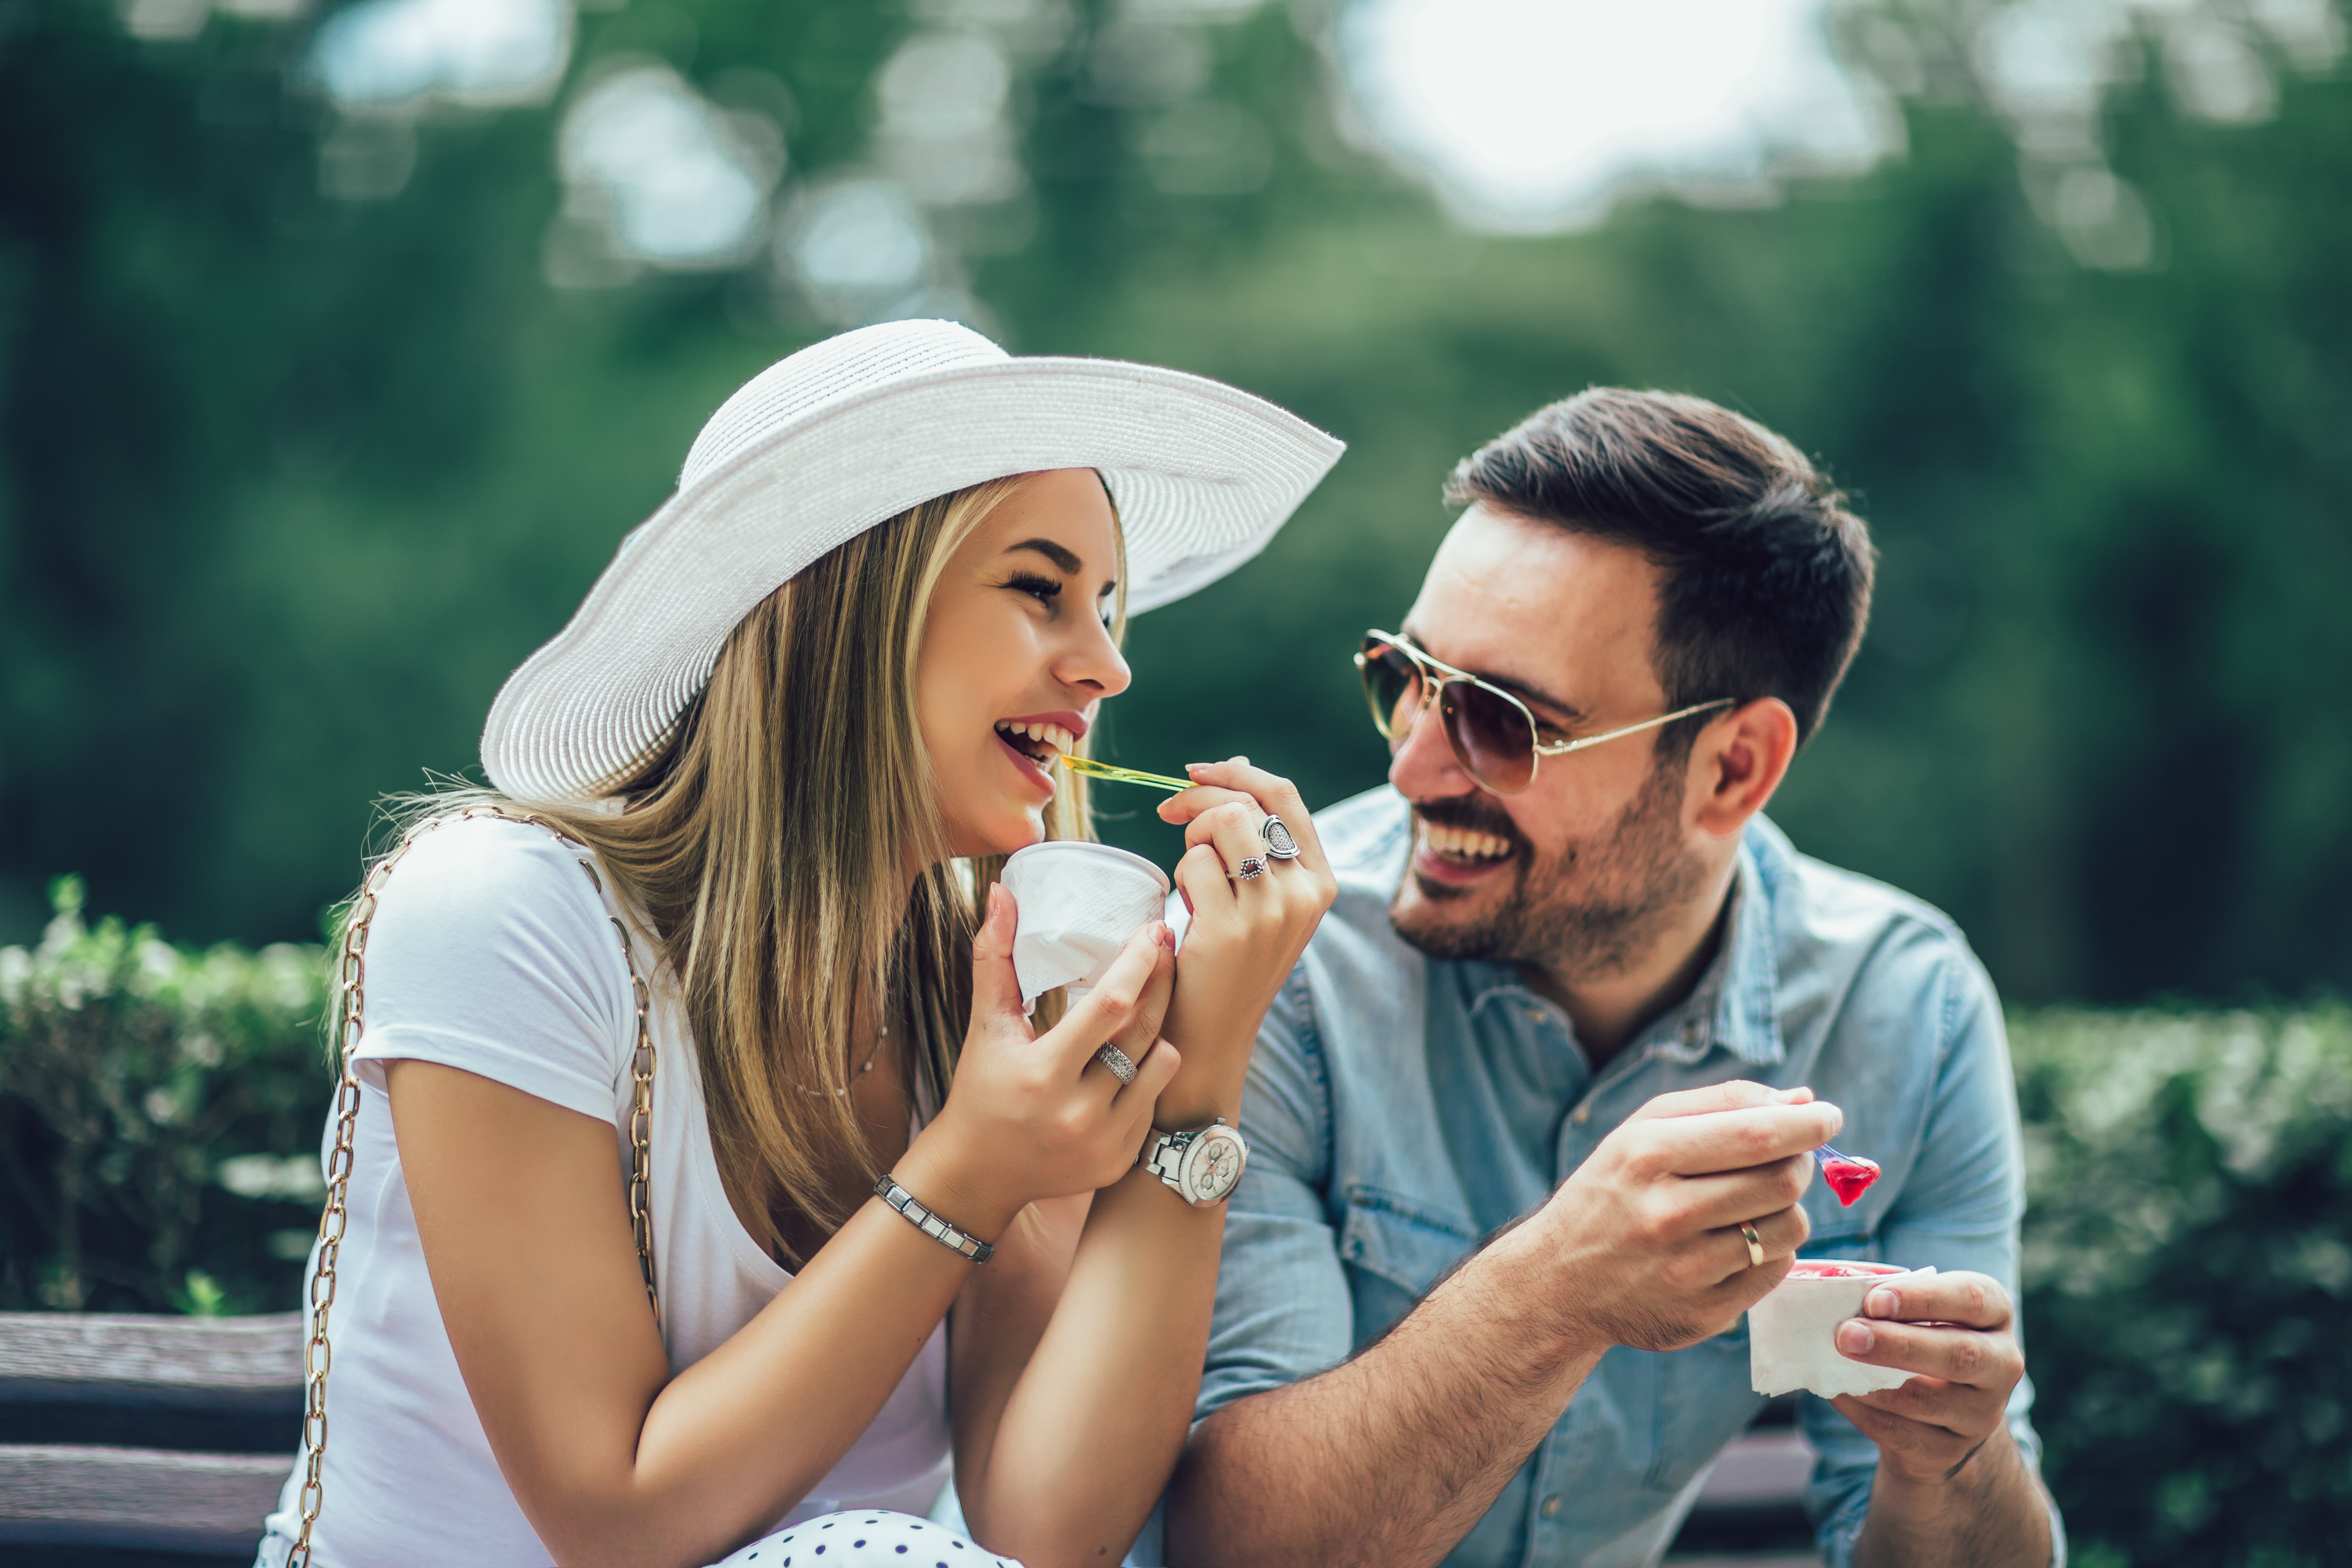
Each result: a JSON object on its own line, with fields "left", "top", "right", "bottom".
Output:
{"left": 1055, "top": 753, "right": 1194, "bottom": 793}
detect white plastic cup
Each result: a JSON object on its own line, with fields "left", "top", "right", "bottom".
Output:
{"left": 1748, "top": 1260, "right": 1920, "bottom": 1399}
{"left": 998, "top": 842, "right": 1172, "bottom": 1013}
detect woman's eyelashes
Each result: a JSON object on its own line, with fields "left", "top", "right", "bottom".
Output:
{"left": 1004, "top": 571, "right": 1063, "bottom": 607}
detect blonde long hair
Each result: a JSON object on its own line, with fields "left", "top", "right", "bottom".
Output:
{"left": 386, "top": 476, "right": 1120, "bottom": 1263}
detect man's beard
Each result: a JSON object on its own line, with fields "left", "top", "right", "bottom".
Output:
{"left": 1390, "top": 757, "right": 1709, "bottom": 983}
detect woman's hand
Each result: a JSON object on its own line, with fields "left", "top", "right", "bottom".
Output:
{"left": 898, "top": 882, "right": 1180, "bottom": 1244}
{"left": 1153, "top": 757, "right": 1337, "bottom": 1124}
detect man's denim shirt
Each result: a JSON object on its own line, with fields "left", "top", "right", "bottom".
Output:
{"left": 1174, "top": 788, "right": 2055, "bottom": 1568}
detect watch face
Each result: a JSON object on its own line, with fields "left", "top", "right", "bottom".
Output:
{"left": 1181, "top": 1128, "right": 1246, "bottom": 1203}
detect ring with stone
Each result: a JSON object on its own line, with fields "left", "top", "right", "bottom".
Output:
{"left": 1096, "top": 1045, "right": 1138, "bottom": 1085}
{"left": 1235, "top": 856, "right": 1267, "bottom": 881}
{"left": 1260, "top": 815, "right": 1301, "bottom": 860}
{"left": 1741, "top": 1223, "right": 1765, "bottom": 1269}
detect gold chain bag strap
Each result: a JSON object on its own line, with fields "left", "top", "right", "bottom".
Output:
{"left": 289, "top": 805, "right": 660, "bottom": 1568}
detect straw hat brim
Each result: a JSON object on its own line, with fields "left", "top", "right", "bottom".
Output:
{"left": 481, "top": 353, "right": 1344, "bottom": 802}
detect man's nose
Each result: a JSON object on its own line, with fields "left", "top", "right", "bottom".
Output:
{"left": 1387, "top": 694, "right": 1476, "bottom": 800}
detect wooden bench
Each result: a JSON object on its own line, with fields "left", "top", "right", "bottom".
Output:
{"left": 0, "top": 1312, "right": 298, "bottom": 1564}
{"left": 0, "top": 1313, "right": 1818, "bottom": 1564}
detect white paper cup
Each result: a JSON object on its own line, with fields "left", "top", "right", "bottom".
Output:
{"left": 998, "top": 842, "right": 1172, "bottom": 1013}
{"left": 1748, "top": 1260, "right": 1918, "bottom": 1399}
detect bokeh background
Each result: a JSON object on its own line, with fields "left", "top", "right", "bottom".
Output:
{"left": 2, "top": 1, "right": 2350, "bottom": 1563}
{"left": 4, "top": 0, "right": 2348, "bottom": 1006}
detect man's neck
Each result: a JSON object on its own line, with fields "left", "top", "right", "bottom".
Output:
{"left": 1519, "top": 862, "right": 1738, "bottom": 1071}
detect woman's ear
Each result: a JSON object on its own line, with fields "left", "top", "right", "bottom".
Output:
{"left": 1690, "top": 697, "right": 1800, "bottom": 840}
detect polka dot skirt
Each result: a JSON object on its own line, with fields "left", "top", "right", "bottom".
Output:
{"left": 708, "top": 1510, "right": 1022, "bottom": 1568}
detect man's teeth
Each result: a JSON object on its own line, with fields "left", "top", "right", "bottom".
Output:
{"left": 1421, "top": 822, "right": 1513, "bottom": 861}
{"left": 996, "top": 720, "right": 1076, "bottom": 757}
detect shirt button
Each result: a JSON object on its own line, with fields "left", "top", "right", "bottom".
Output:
{"left": 1571, "top": 1103, "right": 1591, "bottom": 1125}
{"left": 1541, "top": 1495, "right": 1564, "bottom": 1519}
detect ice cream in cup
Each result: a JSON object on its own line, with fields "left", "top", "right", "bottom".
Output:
{"left": 1748, "top": 1260, "right": 1923, "bottom": 1399}
{"left": 998, "top": 842, "right": 1172, "bottom": 1014}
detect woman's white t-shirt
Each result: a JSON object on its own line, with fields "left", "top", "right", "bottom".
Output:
{"left": 260, "top": 816, "right": 950, "bottom": 1566}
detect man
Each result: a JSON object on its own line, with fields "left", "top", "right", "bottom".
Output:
{"left": 1155, "top": 391, "right": 2062, "bottom": 1568}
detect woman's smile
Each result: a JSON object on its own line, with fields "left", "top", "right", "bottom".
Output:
{"left": 992, "top": 710, "right": 1088, "bottom": 797}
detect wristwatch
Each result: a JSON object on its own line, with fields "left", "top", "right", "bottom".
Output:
{"left": 1139, "top": 1118, "right": 1249, "bottom": 1206}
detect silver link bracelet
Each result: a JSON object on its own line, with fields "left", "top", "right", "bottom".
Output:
{"left": 873, "top": 1176, "right": 994, "bottom": 1263}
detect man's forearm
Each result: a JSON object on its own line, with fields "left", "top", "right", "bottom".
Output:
{"left": 1165, "top": 1225, "right": 1602, "bottom": 1568}
{"left": 1852, "top": 1429, "right": 2055, "bottom": 1568}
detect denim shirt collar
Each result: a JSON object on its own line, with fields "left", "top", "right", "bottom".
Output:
{"left": 1454, "top": 838, "right": 1786, "bottom": 1071}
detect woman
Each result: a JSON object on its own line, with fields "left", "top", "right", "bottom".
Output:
{"left": 256, "top": 321, "right": 1345, "bottom": 1568}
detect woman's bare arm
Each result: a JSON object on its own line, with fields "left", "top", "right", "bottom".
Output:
{"left": 946, "top": 758, "right": 1339, "bottom": 1566}
{"left": 389, "top": 893, "right": 1180, "bottom": 1568}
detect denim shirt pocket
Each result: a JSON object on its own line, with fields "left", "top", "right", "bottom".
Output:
{"left": 1335, "top": 1186, "right": 1478, "bottom": 1346}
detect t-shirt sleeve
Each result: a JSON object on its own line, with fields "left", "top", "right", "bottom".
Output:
{"left": 347, "top": 816, "right": 636, "bottom": 1126}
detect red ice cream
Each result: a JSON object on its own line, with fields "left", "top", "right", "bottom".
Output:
{"left": 1819, "top": 1153, "right": 1880, "bottom": 1206}
{"left": 1784, "top": 1260, "right": 1905, "bottom": 1280}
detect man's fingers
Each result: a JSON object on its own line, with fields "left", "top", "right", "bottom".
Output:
{"left": 1624, "top": 1080, "right": 1815, "bottom": 1123}
{"left": 1698, "top": 1202, "right": 1809, "bottom": 1285}
{"left": 1864, "top": 1271, "right": 2012, "bottom": 1332}
{"left": 1833, "top": 1317, "right": 2022, "bottom": 1391}
{"left": 1675, "top": 1155, "right": 1816, "bottom": 1233}
{"left": 1630, "top": 1103, "right": 1844, "bottom": 1177}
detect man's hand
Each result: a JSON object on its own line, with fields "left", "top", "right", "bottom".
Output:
{"left": 1831, "top": 1271, "right": 2027, "bottom": 1484}
{"left": 1529, "top": 1080, "right": 1842, "bottom": 1354}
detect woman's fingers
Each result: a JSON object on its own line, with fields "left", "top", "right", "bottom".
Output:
{"left": 1048, "top": 923, "right": 1169, "bottom": 1075}
{"left": 1157, "top": 782, "right": 1257, "bottom": 830}
{"left": 1177, "top": 757, "right": 1331, "bottom": 877}
{"left": 1171, "top": 841, "right": 1236, "bottom": 925}
{"left": 1191, "top": 799, "right": 1272, "bottom": 882}
{"left": 966, "top": 883, "right": 1031, "bottom": 1041}
{"left": 1114, "top": 1037, "right": 1181, "bottom": 1128}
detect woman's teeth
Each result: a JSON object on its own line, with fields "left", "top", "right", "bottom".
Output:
{"left": 995, "top": 720, "right": 1075, "bottom": 761}
{"left": 1421, "top": 822, "right": 1514, "bottom": 861}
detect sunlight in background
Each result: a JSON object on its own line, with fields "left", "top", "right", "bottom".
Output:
{"left": 1338, "top": 0, "right": 1896, "bottom": 230}
{"left": 305, "top": 0, "right": 572, "bottom": 109}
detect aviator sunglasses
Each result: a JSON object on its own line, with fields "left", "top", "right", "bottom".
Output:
{"left": 1356, "top": 630, "right": 1735, "bottom": 796}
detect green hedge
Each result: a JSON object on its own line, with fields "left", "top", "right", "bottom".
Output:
{"left": 2, "top": 883, "right": 2345, "bottom": 1564}
{"left": 0, "top": 880, "right": 331, "bottom": 1315}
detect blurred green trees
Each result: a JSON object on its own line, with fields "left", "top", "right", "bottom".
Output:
{"left": 0, "top": 0, "right": 2346, "bottom": 1007}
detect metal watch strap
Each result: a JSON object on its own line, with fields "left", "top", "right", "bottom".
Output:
{"left": 874, "top": 1176, "right": 995, "bottom": 1263}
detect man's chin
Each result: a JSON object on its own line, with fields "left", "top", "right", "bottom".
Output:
{"left": 1389, "top": 876, "right": 1510, "bottom": 961}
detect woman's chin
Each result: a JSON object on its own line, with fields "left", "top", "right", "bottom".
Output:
{"left": 947, "top": 805, "right": 1047, "bottom": 862}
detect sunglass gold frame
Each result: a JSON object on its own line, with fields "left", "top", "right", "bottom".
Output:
{"left": 1356, "top": 630, "right": 1735, "bottom": 795}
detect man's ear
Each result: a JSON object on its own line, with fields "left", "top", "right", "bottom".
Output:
{"left": 1688, "top": 697, "right": 1800, "bottom": 840}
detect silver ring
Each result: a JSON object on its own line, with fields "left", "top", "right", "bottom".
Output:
{"left": 1096, "top": 1045, "right": 1137, "bottom": 1085}
{"left": 1236, "top": 856, "right": 1267, "bottom": 881}
{"left": 1260, "top": 815, "right": 1301, "bottom": 860}
{"left": 1741, "top": 1223, "right": 1764, "bottom": 1269}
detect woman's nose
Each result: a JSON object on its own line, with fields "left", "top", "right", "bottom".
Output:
{"left": 1058, "top": 617, "right": 1131, "bottom": 699}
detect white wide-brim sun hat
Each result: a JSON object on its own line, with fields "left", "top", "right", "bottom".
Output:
{"left": 480, "top": 319, "right": 1345, "bottom": 802}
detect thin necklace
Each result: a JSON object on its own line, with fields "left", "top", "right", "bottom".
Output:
{"left": 814, "top": 1011, "right": 886, "bottom": 1098}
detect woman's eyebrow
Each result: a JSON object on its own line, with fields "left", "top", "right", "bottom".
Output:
{"left": 1007, "top": 539, "right": 1083, "bottom": 574}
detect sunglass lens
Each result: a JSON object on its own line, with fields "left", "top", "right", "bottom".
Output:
{"left": 1360, "top": 641, "right": 1423, "bottom": 740}
{"left": 1439, "top": 681, "right": 1537, "bottom": 794}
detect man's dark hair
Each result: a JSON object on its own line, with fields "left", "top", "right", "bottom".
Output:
{"left": 1445, "top": 388, "right": 1875, "bottom": 750}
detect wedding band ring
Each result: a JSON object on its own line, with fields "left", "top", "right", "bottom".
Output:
{"left": 1236, "top": 856, "right": 1267, "bottom": 881}
{"left": 1741, "top": 1223, "right": 1764, "bottom": 1269}
{"left": 1096, "top": 1045, "right": 1138, "bottom": 1085}
{"left": 1260, "top": 815, "right": 1301, "bottom": 860}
